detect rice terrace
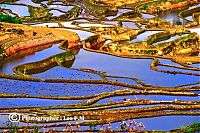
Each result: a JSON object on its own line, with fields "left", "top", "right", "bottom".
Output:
{"left": 0, "top": 0, "right": 199, "bottom": 132}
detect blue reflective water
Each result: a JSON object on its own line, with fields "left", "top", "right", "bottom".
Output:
{"left": 16, "top": 0, "right": 41, "bottom": 7}
{"left": 50, "top": 10, "right": 65, "bottom": 16}
{"left": 96, "top": 95, "right": 199, "bottom": 105}
{"left": 110, "top": 116, "right": 199, "bottom": 130}
{"left": 0, "top": 1, "right": 199, "bottom": 130}
{"left": 0, "top": 79, "right": 125, "bottom": 97}
{"left": 0, "top": 98, "right": 85, "bottom": 108}
{"left": 159, "top": 9, "right": 187, "bottom": 25}
{"left": 131, "top": 31, "right": 162, "bottom": 43}
{"left": 0, "top": 4, "right": 29, "bottom": 17}
{"left": 0, "top": 44, "right": 64, "bottom": 74}
{"left": 73, "top": 49, "right": 199, "bottom": 87}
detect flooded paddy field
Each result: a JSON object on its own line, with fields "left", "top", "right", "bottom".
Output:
{"left": 0, "top": 0, "right": 199, "bottom": 132}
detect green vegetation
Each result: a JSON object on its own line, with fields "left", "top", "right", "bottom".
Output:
{"left": 28, "top": 6, "right": 52, "bottom": 20}
{"left": 6, "top": 121, "right": 19, "bottom": 133}
{"left": 175, "top": 0, "right": 187, "bottom": 2}
{"left": 33, "top": 124, "right": 40, "bottom": 133}
{"left": 0, "top": 14, "right": 22, "bottom": 23}
{"left": 0, "top": 0, "right": 199, "bottom": 132}
{"left": 88, "top": 121, "right": 98, "bottom": 130}
{"left": 179, "top": 123, "right": 200, "bottom": 133}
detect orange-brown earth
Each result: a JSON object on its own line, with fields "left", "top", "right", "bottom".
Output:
{"left": 0, "top": 22, "right": 80, "bottom": 56}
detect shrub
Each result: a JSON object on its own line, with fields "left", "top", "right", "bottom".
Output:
{"left": 0, "top": 13, "right": 22, "bottom": 24}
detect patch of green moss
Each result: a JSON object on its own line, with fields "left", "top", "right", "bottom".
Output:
{"left": 178, "top": 123, "right": 200, "bottom": 133}
{"left": 0, "top": 13, "right": 22, "bottom": 24}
